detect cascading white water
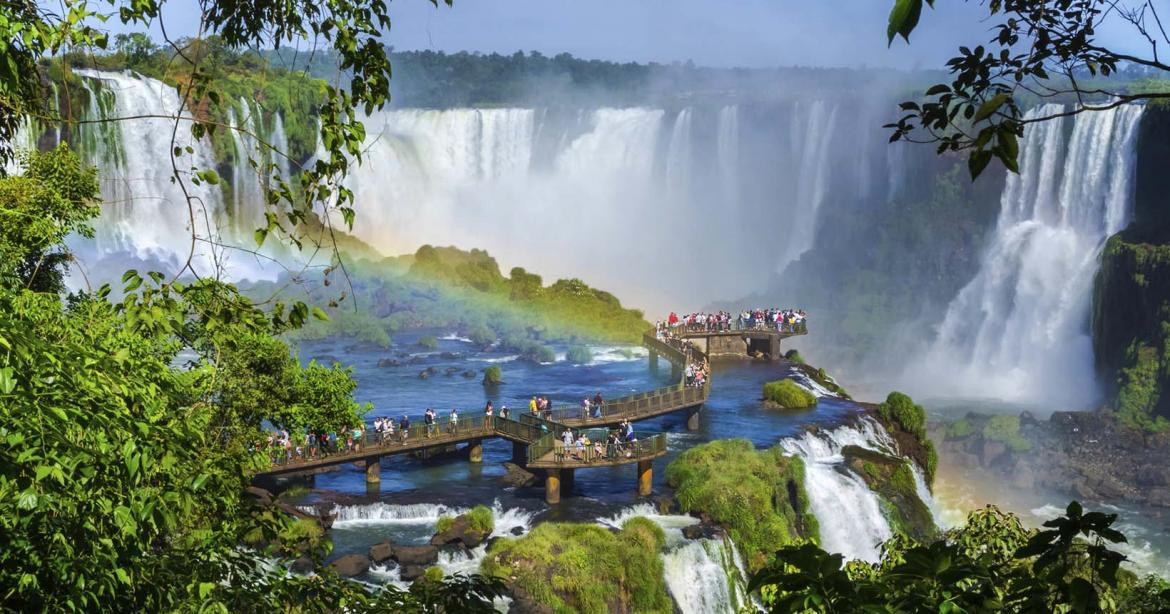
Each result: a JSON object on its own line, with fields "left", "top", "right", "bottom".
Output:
{"left": 662, "top": 537, "right": 752, "bottom": 614}
{"left": 716, "top": 105, "right": 739, "bottom": 209}
{"left": 665, "top": 108, "right": 693, "bottom": 204}
{"left": 912, "top": 104, "right": 1144, "bottom": 407}
{"left": 779, "top": 418, "right": 907, "bottom": 562}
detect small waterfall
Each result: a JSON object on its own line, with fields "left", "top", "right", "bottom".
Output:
{"left": 778, "top": 100, "right": 839, "bottom": 272}
{"left": 716, "top": 105, "right": 740, "bottom": 209}
{"left": 778, "top": 418, "right": 905, "bottom": 562}
{"left": 663, "top": 537, "right": 752, "bottom": 614}
{"left": 917, "top": 103, "right": 1144, "bottom": 406}
{"left": 269, "top": 113, "right": 292, "bottom": 181}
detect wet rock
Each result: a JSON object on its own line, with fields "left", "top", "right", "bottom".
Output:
{"left": 653, "top": 495, "right": 678, "bottom": 515}
{"left": 418, "top": 367, "right": 437, "bottom": 380}
{"left": 440, "top": 351, "right": 463, "bottom": 360}
{"left": 408, "top": 355, "right": 426, "bottom": 365}
{"left": 377, "top": 358, "right": 401, "bottom": 368}
{"left": 430, "top": 515, "right": 487, "bottom": 549}
{"left": 244, "top": 486, "right": 273, "bottom": 507}
{"left": 500, "top": 462, "right": 538, "bottom": 488}
{"left": 681, "top": 524, "right": 704, "bottom": 540}
{"left": 369, "top": 540, "right": 394, "bottom": 564}
{"left": 510, "top": 526, "right": 525, "bottom": 536}
{"left": 392, "top": 545, "right": 438, "bottom": 567}
{"left": 444, "top": 367, "right": 460, "bottom": 377}
{"left": 399, "top": 565, "right": 427, "bottom": 582}
{"left": 291, "top": 557, "right": 315, "bottom": 574}
{"left": 330, "top": 554, "right": 371, "bottom": 578}
{"left": 463, "top": 370, "right": 477, "bottom": 378}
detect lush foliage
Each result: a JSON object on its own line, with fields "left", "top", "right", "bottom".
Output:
{"left": 482, "top": 365, "right": 503, "bottom": 386}
{"left": 665, "top": 439, "right": 817, "bottom": 571}
{"left": 877, "top": 391, "right": 927, "bottom": 439}
{"left": 567, "top": 345, "right": 593, "bottom": 364}
{"left": 844, "top": 446, "right": 936, "bottom": 541}
{"left": 982, "top": 414, "right": 1034, "bottom": 452}
{"left": 467, "top": 504, "right": 495, "bottom": 534}
{"left": 886, "top": 0, "right": 1170, "bottom": 178}
{"left": 750, "top": 502, "right": 1170, "bottom": 613}
{"left": 763, "top": 379, "right": 817, "bottom": 409}
{"left": 0, "top": 136, "right": 502, "bottom": 612}
{"left": 483, "top": 518, "right": 672, "bottom": 614}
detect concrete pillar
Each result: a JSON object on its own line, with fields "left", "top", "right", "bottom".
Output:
{"left": 468, "top": 438, "right": 483, "bottom": 463}
{"left": 512, "top": 441, "right": 528, "bottom": 464}
{"left": 671, "top": 362, "right": 681, "bottom": 381}
{"left": 637, "top": 459, "right": 652, "bottom": 496}
{"left": 545, "top": 469, "right": 561, "bottom": 504}
{"left": 770, "top": 336, "right": 781, "bottom": 361}
{"left": 686, "top": 406, "right": 700, "bottom": 431}
{"left": 365, "top": 457, "right": 381, "bottom": 484}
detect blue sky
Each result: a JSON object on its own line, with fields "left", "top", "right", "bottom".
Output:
{"left": 98, "top": 0, "right": 1143, "bottom": 70}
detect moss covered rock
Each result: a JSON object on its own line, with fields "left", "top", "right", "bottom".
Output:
{"left": 482, "top": 365, "right": 503, "bottom": 386}
{"left": 871, "top": 391, "right": 938, "bottom": 484}
{"left": 483, "top": 519, "right": 672, "bottom": 614}
{"left": 763, "top": 379, "right": 817, "bottom": 409}
{"left": 843, "top": 445, "right": 936, "bottom": 542}
{"left": 665, "top": 439, "right": 817, "bottom": 571}
{"left": 566, "top": 345, "right": 593, "bottom": 364}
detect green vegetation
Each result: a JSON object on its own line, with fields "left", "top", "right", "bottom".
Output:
{"left": 423, "top": 566, "right": 445, "bottom": 584}
{"left": 946, "top": 418, "right": 974, "bottom": 439}
{"left": 435, "top": 515, "right": 455, "bottom": 534}
{"left": 751, "top": 501, "right": 1170, "bottom": 613}
{"left": 665, "top": 439, "right": 817, "bottom": 571}
{"left": 763, "top": 379, "right": 817, "bottom": 409}
{"left": 284, "top": 310, "right": 392, "bottom": 348}
{"left": 466, "top": 505, "right": 494, "bottom": 534}
{"left": 482, "top": 365, "right": 503, "bottom": 386}
{"left": 483, "top": 519, "right": 672, "bottom": 614}
{"left": 566, "top": 345, "right": 593, "bottom": 364}
{"left": 982, "top": 415, "right": 1033, "bottom": 453}
{"left": 876, "top": 391, "right": 926, "bottom": 439}
{"left": 251, "top": 246, "right": 650, "bottom": 356}
{"left": 417, "top": 335, "right": 439, "bottom": 350}
{"left": 0, "top": 147, "right": 504, "bottom": 610}
{"left": 783, "top": 349, "right": 805, "bottom": 364}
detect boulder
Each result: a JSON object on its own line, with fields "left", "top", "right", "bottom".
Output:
{"left": 418, "top": 369, "right": 432, "bottom": 380}
{"left": 377, "top": 358, "right": 401, "bottom": 368}
{"left": 291, "top": 557, "right": 315, "bottom": 574}
{"left": 244, "top": 486, "right": 273, "bottom": 507}
{"left": 392, "top": 545, "right": 438, "bottom": 566}
{"left": 431, "top": 515, "right": 483, "bottom": 548}
{"left": 440, "top": 351, "right": 463, "bottom": 360}
{"left": 329, "top": 554, "right": 371, "bottom": 578}
{"left": 369, "top": 540, "right": 394, "bottom": 564}
{"left": 462, "top": 370, "right": 477, "bottom": 378}
{"left": 500, "top": 462, "right": 539, "bottom": 488}
{"left": 510, "top": 526, "right": 525, "bottom": 536}
{"left": 653, "top": 495, "right": 678, "bottom": 515}
{"left": 681, "top": 524, "right": 704, "bottom": 540}
{"left": 399, "top": 565, "right": 427, "bottom": 582}
{"left": 444, "top": 367, "right": 460, "bottom": 377}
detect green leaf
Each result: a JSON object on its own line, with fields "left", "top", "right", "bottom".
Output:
{"left": 968, "top": 149, "right": 993, "bottom": 179}
{"left": 311, "top": 307, "right": 329, "bottom": 321}
{"left": 974, "top": 93, "right": 1010, "bottom": 122}
{"left": 887, "top": 0, "right": 924, "bottom": 44}
{"left": 0, "top": 366, "right": 15, "bottom": 394}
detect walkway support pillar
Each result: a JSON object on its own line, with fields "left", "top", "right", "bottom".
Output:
{"left": 649, "top": 350, "right": 658, "bottom": 373}
{"left": 770, "top": 335, "right": 781, "bottom": 361}
{"left": 512, "top": 441, "right": 528, "bottom": 465}
{"left": 637, "top": 460, "right": 652, "bottom": 497}
{"left": 468, "top": 438, "right": 483, "bottom": 463}
{"left": 545, "top": 469, "right": 561, "bottom": 504}
{"left": 365, "top": 457, "right": 381, "bottom": 485}
{"left": 686, "top": 405, "right": 700, "bottom": 431}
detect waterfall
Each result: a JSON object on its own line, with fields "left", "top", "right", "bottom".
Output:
{"left": 269, "top": 112, "right": 292, "bottom": 182}
{"left": 662, "top": 537, "right": 752, "bottom": 614}
{"left": 776, "top": 100, "right": 839, "bottom": 272}
{"left": 717, "top": 105, "right": 740, "bottom": 209}
{"left": 665, "top": 108, "right": 693, "bottom": 204}
{"left": 778, "top": 418, "right": 906, "bottom": 562}
{"left": 227, "top": 98, "right": 267, "bottom": 233}
{"left": 70, "top": 70, "right": 232, "bottom": 276}
{"left": 914, "top": 104, "right": 1144, "bottom": 407}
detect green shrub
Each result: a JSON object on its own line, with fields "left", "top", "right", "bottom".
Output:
{"left": 566, "top": 345, "right": 593, "bottom": 364}
{"left": 435, "top": 515, "right": 454, "bottom": 534}
{"left": 763, "top": 379, "right": 817, "bottom": 409}
{"left": 665, "top": 439, "right": 816, "bottom": 571}
{"left": 784, "top": 349, "right": 805, "bottom": 364}
{"left": 483, "top": 521, "right": 672, "bottom": 613}
{"left": 422, "top": 566, "right": 444, "bottom": 584}
{"left": 947, "top": 418, "right": 973, "bottom": 439}
{"left": 467, "top": 505, "right": 494, "bottom": 534}
{"left": 982, "top": 415, "right": 1032, "bottom": 452}
{"left": 1116, "top": 342, "right": 1170, "bottom": 433}
{"left": 876, "top": 391, "right": 927, "bottom": 439}
{"left": 467, "top": 324, "right": 495, "bottom": 346}
{"left": 417, "top": 335, "right": 439, "bottom": 350}
{"left": 482, "top": 365, "right": 502, "bottom": 386}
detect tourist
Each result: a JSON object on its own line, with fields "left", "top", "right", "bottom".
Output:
{"left": 400, "top": 414, "right": 410, "bottom": 443}
{"left": 581, "top": 397, "right": 590, "bottom": 419}
{"left": 500, "top": 405, "right": 509, "bottom": 420}
{"left": 384, "top": 416, "right": 395, "bottom": 443}
{"left": 449, "top": 408, "right": 459, "bottom": 434}
{"left": 484, "top": 401, "right": 494, "bottom": 428}
{"left": 424, "top": 408, "right": 436, "bottom": 438}
{"left": 529, "top": 396, "right": 538, "bottom": 415}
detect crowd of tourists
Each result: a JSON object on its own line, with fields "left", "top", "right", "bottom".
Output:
{"left": 656, "top": 308, "right": 808, "bottom": 334}
{"left": 556, "top": 419, "right": 640, "bottom": 462}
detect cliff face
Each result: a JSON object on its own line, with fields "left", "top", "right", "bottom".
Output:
{"left": 1093, "top": 107, "right": 1170, "bottom": 427}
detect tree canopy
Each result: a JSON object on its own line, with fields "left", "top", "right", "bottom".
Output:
{"left": 886, "top": 0, "right": 1170, "bottom": 178}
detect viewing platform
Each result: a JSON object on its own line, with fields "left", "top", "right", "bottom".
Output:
{"left": 667, "top": 323, "right": 806, "bottom": 361}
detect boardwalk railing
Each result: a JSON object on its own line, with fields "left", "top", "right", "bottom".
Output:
{"left": 528, "top": 432, "right": 667, "bottom": 467}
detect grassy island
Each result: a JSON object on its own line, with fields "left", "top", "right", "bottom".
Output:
{"left": 763, "top": 379, "right": 817, "bottom": 409}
